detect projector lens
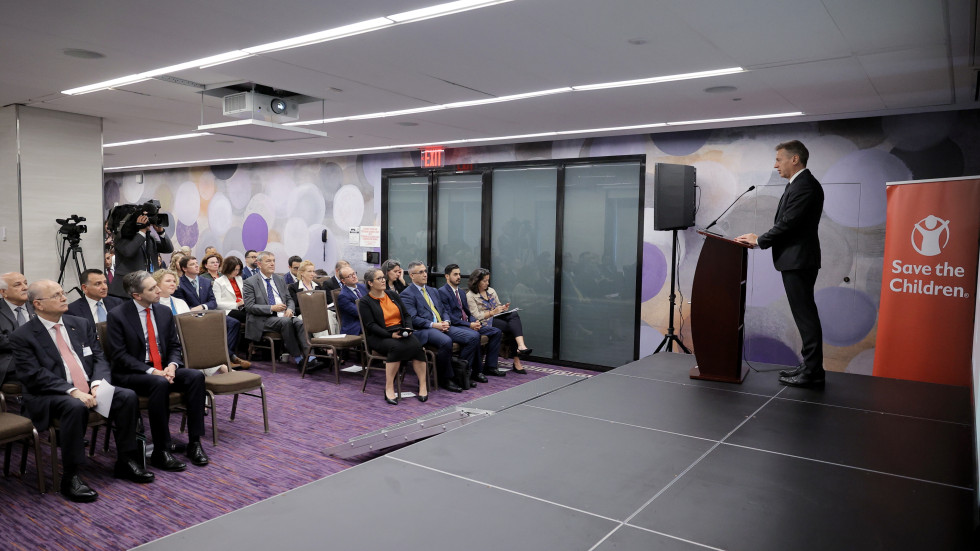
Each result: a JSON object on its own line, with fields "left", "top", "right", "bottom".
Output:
{"left": 271, "top": 99, "right": 287, "bottom": 114}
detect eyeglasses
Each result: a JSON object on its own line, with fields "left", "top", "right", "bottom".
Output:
{"left": 410, "top": 270, "right": 426, "bottom": 276}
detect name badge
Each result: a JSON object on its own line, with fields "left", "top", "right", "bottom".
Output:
{"left": 82, "top": 346, "right": 93, "bottom": 357}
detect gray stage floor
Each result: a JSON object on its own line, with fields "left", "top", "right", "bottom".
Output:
{"left": 136, "top": 353, "right": 977, "bottom": 550}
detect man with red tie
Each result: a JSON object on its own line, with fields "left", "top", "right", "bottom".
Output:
{"left": 11, "top": 279, "right": 152, "bottom": 502}
{"left": 107, "top": 270, "right": 209, "bottom": 471}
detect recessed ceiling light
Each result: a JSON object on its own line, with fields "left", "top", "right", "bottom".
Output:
{"left": 63, "top": 48, "right": 105, "bottom": 59}
{"left": 704, "top": 85, "right": 738, "bottom": 93}
{"left": 627, "top": 38, "right": 648, "bottom": 45}
{"left": 398, "top": 122, "right": 419, "bottom": 126}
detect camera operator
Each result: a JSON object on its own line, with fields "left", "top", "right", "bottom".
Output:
{"left": 108, "top": 207, "right": 173, "bottom": 298}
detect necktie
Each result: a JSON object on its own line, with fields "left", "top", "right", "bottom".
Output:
{"left": 192, "top": 278, "right": 200, "bottom": 296}
{"left": 421, "top": 287, "right": 442, "bottom": 323}
{"left": 106, "top": 269, "right": 113, "bottom": 284}
{"left": 53, "top": 323, "right": 89, "bottom": 394}
{"left": 353, "top": 286, "right": 361, "bottom": 298}
{"left": 96, "top": 301, "right": 107, "bottom": 323}
{"left": 14, "top": 306, "right": 28, "bottom": 326}
{"left": 265, "top": 278, "right": 276, "bottom": 306}
{"left": 145, "top": 307, "right": 162, "bottom": 370}
{"left": 455, "top": 290, "right": 467, "bottom": 322}
{"left": 168, "top": 298, "right": 178, "bottom": 316}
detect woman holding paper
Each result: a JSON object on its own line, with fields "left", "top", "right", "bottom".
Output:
{"left": 466, "top": 268, "right": 532, "bottom": 374}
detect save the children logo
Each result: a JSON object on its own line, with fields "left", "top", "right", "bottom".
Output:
{"left": 910, "top": 215, "right": 949, "bottom": 257}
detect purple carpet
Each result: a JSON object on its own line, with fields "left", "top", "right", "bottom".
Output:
{"left": 1, "top": 358, "right": 592, "bottom": 550}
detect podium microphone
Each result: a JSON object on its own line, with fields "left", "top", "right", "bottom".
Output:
{"left": 704, "top": 186, "right": 756, "bottom": 231}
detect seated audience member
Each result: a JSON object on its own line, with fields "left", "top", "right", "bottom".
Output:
{"left": 203, "top": 246, "right": 218, "bottom": 258}
{"left": 243, "top": 251, "right": 317, "bottom": 370}
{"left": 335, "top": 266, "right": 366, "bottom": 336}
{"left": 104, "top": 250, "right": 116, "bottom": 286}
{"left": 213, "top": 256, "right": 248, "bottom": 325}
{"left": 284, "top": 255, "right": 303, "bottom": 286}
{"left": 107, "top": 271, "right": 209, "bottom": 471}
{"left": 380, "top": 259, "right": 407, "bottom": 294}
{"left": 359, "top": 268, "right": 427, "bottom": 405}
{"left": 439, "top": 264, "right": 504, "bottom": 381}
{"left": 467, "top": 268, "right": 533, "bottom": 374}
{"left": 322, "top": 260, "right": 349, "bottom": 298}
{"left": 242, "top": 250, "right": 259, "bottom": 280}
{"left": 201, "top": 253, "right": 222, "bottom": 281}
{"left": 178, "top": 245, "right": 192, "bottom": 256}
{"left": 2, "top": 272, "right": 34, "bottom": 387}
{"left": 399, "top": 262, "right": 464, "bottom": 392}
{"left": 288, "top": 260, "right": 324, "bottom": 314}
{"left": 174, "top": 256, "right": 247, "bottom": 368}
{"left": 12, "top": 279, "right": 153, "bottom": 502}
{"left": 153, "top": 270, "right": 228, "bottom": 376}
{"left": 167, "top": 252, "right": 185, "bottom": 274}
{"left": 66, "top": 269, "right": 124, "bottom": 325}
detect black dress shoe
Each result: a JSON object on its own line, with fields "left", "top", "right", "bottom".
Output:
{"left": 60, "top": 474, "right": 98, "bottom": 503}
{"left": 113, "top": 458, "right": 155, "bottom": 483}
{"left": 471, "top": 372, "right": 488, "bottom": 384}
{"left": 384, "top": 393, "right": 399, "bottom": 405}
{"left": 150, "top": 450, "right": 187, "bottom": 472}
{"left": 512, "top": 367, "right": 528, "bottom": 374}
{"left": 440, "top": 381, "right": 463, "bottom": 393}
{"left": 517, "top": 347, "right": 532, "bottom": 357}
{"left": 186, "top": 441, "right": 209, "bottom": 466}
{"left": 484, "top": 368, "right": 507, "bottom": 377}
{"left": 779, "top": 369, "right": 826, "bottom": 388}
{"left": 779, "top": 363, "right": 806, "bottom": 377}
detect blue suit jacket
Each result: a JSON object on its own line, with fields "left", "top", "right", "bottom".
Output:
{"left": 400, "top": 284, "right": 450, "bottom": 330}
{"left": 106, "top": 300, "right": 183, "bottom": 376}
{"left": 438, "top": 284, "right": 475, "bottom": 327}
{"left": 174, "top": 275, "right": 218, "bottom": 310}
{"left": 65, "top": 295, "right": 124, "bottom": 326}
{"left": 336, "top": 284, "right": 368, "bottom": 335}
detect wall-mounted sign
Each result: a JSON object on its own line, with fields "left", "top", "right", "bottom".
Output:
{"left": 421, "top": 146, "right": 444, "bottom": 168}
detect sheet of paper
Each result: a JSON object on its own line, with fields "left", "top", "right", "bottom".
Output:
{"left": 94, "top": 379, "right": 114, "bottom": 418}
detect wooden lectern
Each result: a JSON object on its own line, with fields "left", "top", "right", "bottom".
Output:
{"left": 690, "top": 231, "right": 752, "bottom": 383}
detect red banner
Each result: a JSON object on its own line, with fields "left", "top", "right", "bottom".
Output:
{"left": 873, "top": 177, "right": 980, "bottom": 386}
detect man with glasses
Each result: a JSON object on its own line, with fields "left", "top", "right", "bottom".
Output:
{"left": 11, "top": 279, "right": 152, "bottom": 502}
{"left": 335, "top": 266, "right": 367, "bottom": 336}
{"left": 107, "top": 271, "right": 210, "bottom": 472}
{"left": 242, "top": 250, "right": 259, "bottom": 280}
{"left": 400, "top": 262, "right": 467, "bottom": 392}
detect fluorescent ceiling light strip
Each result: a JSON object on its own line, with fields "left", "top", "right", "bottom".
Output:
{"left": 104, "top": 132, "right": 211, "bottom": 148}
{"left": 105, "top": 111, "right": 802, "bottom": 171}
{"left": 388, "top": 0, "right": 514, "bottom": 22}
{"left": 63, "top": 0, "right": 510, "bottom": 95}
{"left": 571, "top": 67, "right": 744, "bottom": 91}
{"left": 666, "top": 112, "right": 802, "bottom": 126}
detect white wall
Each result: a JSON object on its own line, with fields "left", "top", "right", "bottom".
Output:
{"left": 0, "top": 106, "right": 21, "bottom": 271}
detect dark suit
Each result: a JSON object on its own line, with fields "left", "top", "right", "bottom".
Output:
{"left": 401, "top": 284, "right": 461, "bottom": 382}
{"left": 336, "top": 284, "right": 368, "bottom": 336}
{"left": 757, "top": 168, "right": 824, "bottom": 370}
{"left": 109, "top": 229, "right": 174, "bottom": 297}
{"left": 358, "top": 290, "right": 425, "bottom": 361}
{"left": 11, "top": 316, "right": 138, "bottom": 470}
{"left": 242, "top": 272, "right": 306, "bottom": 358}
{"left": 106, "top": 300, "right": 205, "bottom": 448}
{"left": 1, "top": 299, "right": 34, "bottom": 385}
{"left": 321, "top": 276, "right": 341, "bottom": 305}
{"left": 438, "top": 284, "right": 502, "bottom": 373}
{"left": 174, "top": 275, "right": 240, "bottom": 355}
{"left": 241, "top": 266, "right": 257, "bottom": 280}
{"left": 66, "top": 295, "right": 124, "bottom": 326}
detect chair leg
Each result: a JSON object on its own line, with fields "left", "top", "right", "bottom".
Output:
{"left": 361, "top": 360, "right": 371, "bottom": 393}
{"left": 3, "top": 443, "right": 11, "bottom": 476}
{"left": 332, "top": 346, "right": 340, "bottom": 385}
{"left": 49, "top": 428, "right": 60, "bottom": 492}
{"left": 260, "top": 385, "right": 269, "bottom": 434}
{"left": 266, "top": 337, "right": 277, "bottom": 374}
{"left": 20, "top": 439, "right": 29, "bottom": 474}
{"left": 89, "top": 426, "right": 100, "bottom": 457}
{"left": 208, "top": 391, "right": 217, "bottom": 447}
{"left": 33, "top": 430, "right": 44, "bottom": 493}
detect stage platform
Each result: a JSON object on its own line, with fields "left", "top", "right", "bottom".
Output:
{"left": 135, "top": 353, "right": 977, "bottom": 550}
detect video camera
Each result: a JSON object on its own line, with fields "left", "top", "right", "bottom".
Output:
{"left": 107, "top": 200, "right": 170, "bottom": 239}
{"left": 56, "top": 214, "right": 87, "bottom": 244}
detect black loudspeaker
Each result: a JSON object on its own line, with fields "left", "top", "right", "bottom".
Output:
{"left": 653, "top": 163, "right": 696, "bottom": 230}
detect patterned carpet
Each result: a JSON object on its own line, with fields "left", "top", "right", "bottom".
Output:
{"left": 1, "top": 357, "right": 592, "bottom": 550}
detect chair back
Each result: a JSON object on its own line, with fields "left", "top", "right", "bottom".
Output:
{"left": 95, "top": 321, "right": 112, "bottom": 356}
{"left": 174, "top": 311, "right": 230, "bottom": 370}
{"left": 331, "top": 288, "right": 344, "bottom": 327}
{"left": 297, "top": 290, "right": 330, "bottom": 335}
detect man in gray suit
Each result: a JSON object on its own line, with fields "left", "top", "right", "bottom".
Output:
{"left": 242, "top": 251, "right": 312, "bottom": 369}
{"left": 1, "top": 272, "right": 35, "bottom": 386}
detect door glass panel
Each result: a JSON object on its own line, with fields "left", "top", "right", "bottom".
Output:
{"left": 387, "top": 176, "right": 429, "bottom": 267}
{"left": 435, "top": 174, "right": 483, "bottom": 275}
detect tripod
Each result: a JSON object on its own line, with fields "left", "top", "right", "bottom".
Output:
{"left": 654, "top": 229, "right": 691, "bottom": 354}
{"left": 57, "top": 236, "right": 87, "bottom": 298}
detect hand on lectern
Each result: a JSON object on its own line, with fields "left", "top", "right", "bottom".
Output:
{"left": 734, "top": 233, "right": 758, "bottom": 246}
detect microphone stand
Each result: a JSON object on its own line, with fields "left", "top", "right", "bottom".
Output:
{"left": 704, "top": 185, "right": 756, "bottom": 232}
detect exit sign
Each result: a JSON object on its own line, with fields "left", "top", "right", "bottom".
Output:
{"left": 420, "top": 147, "right": 444, "bottom": 168}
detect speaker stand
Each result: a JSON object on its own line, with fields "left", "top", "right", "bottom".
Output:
{"left": 654, "top": 229, "right": 691, "bottom": 355}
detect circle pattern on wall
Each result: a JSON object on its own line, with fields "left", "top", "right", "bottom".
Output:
{"left": 241, "top": 213, "right": 269, "bottom": 251}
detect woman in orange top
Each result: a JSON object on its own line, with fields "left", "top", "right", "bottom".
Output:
{"left": 358, "top": 268, "right": 427, "bottom": 405}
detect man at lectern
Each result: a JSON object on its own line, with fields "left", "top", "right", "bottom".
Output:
{"left": 735, "top": 140, "right": 825, "bottom": 388}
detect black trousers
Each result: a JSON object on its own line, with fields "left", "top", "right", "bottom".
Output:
{"left": 46, "top": 386, "right": 139, "bottom": 472}
{"left": 781, "top": 268, "right": 823, "bottom": 371}
{"left": 115, "top": 368, "right": 206, "bottom": 449}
